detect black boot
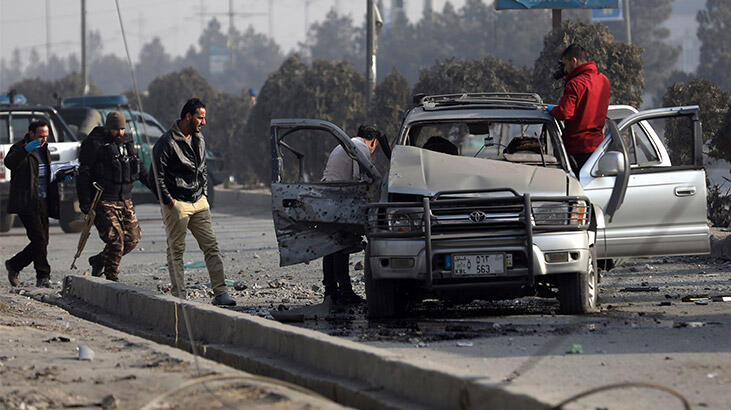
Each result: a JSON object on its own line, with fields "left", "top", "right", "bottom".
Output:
{"left": 89, "top": 253, "right": 104, "bottom": 277}
{"left": 6, "top": 260, "right": 19, "bottom": 287}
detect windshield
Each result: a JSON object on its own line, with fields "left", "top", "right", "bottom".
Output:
{"left": 405, "top": 120, "right": 564, "bottom": 167}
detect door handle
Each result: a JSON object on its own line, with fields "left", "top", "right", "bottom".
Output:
{"left": 674, "top": 186, "right": 696, "bottom": 197}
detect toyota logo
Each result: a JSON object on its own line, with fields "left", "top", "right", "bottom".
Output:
{"left": 469, "top": 210, "right": 488, "bottom": 223}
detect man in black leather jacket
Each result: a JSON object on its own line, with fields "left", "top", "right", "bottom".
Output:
{"left": 77, "top": 111, "right": 152, "bottom": 281}
{"left": 152, "top": 98, "right": 235, "bottom": 306}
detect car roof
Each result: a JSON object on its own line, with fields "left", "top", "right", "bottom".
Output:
{"left": 0, "top": 104, "right": 58, "bottom": 113}
{"left": 405, "top": 106, "right": 552, "bottom": 123}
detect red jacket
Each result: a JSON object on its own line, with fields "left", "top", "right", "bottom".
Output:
{"left": 551, "top": 62, "right": 610, "bottom": 154}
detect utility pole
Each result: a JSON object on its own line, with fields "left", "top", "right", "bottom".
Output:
{"left": 45, "top": 0, "right": 51, "bottom": 65}
{"left": 81, "top": 0, "right": 88, "bottom": 95}
{"left": 552, "top": 9, "right": 562, "bottom": 30}
{"left": 423, "top": 0, "right": 434, "bottom": 20}
{"left": 624, "top": 0, "right": 632, "bottom": 45}
{"left": 269, "top": 0, "right": 274, "bottom": 38}
{"left": 228, "top": 0, "right": 235, "bottom": 33}
{"left": 366, "top": 0, "right": 378, "bottom": 115}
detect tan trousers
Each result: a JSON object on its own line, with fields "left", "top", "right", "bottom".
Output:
{"left": 161, "top": 196, "right": 227, "bottom": 298}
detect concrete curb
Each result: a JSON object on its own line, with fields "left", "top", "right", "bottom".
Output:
{"left": 61, "top": 276, "right": 550, "bottom": 410}
{"left": 213, "top": 187, "right": 271, "bottom": 210}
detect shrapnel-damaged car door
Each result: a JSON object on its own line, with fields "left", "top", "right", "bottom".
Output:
{"left": 582, "top": 106, "right": 709, "bottom": 258}
{"left": 270, "top": 119, "right": 382, "bottom": 266}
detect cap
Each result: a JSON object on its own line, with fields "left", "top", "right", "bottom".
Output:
{"left": 105, "top": 111, "right": 126, "bottom": 130}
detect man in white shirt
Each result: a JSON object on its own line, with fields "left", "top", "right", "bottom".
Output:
{"left": 321, "top": 124, "right": 379, "bottom": 305}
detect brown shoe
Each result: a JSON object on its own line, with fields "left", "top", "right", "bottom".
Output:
{"left": 6, "top": 261, "right": 19, "bottom": 287}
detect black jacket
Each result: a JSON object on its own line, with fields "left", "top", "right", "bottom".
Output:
{"left": 3, "top": 135, "right": 60, "bottom": 219}
{"left": 152, "top": 121, "right": 208, "bottom": 205}
{"left": 77, "top": 126, "right": 152, "bottom": 210}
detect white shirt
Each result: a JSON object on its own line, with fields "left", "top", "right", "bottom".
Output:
{"left": 321, "top": 138, "right": 371, "bottom": 182}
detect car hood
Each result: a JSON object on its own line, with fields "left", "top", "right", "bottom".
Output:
{"left": 387, "top": 145, "right": 571, "bottom": 197}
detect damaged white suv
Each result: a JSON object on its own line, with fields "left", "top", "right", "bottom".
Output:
{"left": 270, "top": 93, "right": 709, "bottom": 317}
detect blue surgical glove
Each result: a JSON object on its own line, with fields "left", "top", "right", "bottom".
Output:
{"left": 64, "top": 175, "right": 73, "bottom": 182}
{"left": 545, "top": 105, "right": 557, "bottom": 115}
{"left": 24, "top": 139, "right": 42, "bottom": 152}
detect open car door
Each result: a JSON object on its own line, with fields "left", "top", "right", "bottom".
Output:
{"left": 583, "top": 106, "right": 709, "bottom": 258}
{"left": 271, "top": 119, "right": 382, "bottom": 266}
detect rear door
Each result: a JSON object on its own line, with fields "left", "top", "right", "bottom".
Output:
{"left": 271, "top": 119, "right": 382, "bottom": 266}
{"left": 582, "top": 106, "right": 709, "bottom": 258}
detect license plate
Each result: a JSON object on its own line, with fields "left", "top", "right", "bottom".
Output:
{"left": 453, "top": 253, "right": 504, "bottom": 275}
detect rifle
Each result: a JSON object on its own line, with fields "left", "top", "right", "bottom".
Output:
{"left": 70, "top": 182, "right": 103, "bottom": 270}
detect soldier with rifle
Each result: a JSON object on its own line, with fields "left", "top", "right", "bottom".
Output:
{"left": 77, "top": 112, "right": 153, "bottom": 281}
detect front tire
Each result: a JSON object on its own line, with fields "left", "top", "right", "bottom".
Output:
{"left": 557, "top": 248, "right": 598, "bottom": 314}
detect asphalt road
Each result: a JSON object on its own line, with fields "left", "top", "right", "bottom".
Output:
{"left": 1, "top": 202, "right": 730, "bottom": 409}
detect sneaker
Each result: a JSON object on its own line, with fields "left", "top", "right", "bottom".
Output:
{"left": 337, "top": 290, "right": 366, "bottom": 305}
{"left": 6, "top": 261, "right": 19, "bottom": 287}
{"left": 89, "top": 254, "right": 104, "bottom": 277}
{"left": 211, "top": 292, "right": 236, "bottom": 306}
{"left": 36, "top": 277, "right": 51, "bottom": 288}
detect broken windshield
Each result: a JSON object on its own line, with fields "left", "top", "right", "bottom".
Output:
{"left": 405, "top": 120, "right": 563, "bottom": 167}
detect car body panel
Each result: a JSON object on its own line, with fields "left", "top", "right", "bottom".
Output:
{"left": 270, "top": 119, "right": 381, "bottom": 266}
{"left": 583, "top": 106, "right": 709, "bottom": 258}
{"left": 388, "top": 145, "right": 569, "bottom": 197}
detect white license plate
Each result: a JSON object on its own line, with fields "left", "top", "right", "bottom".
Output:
{"left": 453, "top": 253, "right": 505, "bottom": 275}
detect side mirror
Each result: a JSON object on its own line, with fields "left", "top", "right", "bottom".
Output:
{"left": 594, "top": 151, "right": 625, "bottom": 177}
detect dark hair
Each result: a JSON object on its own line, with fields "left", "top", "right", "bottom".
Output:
{"left": 28, "top": 120, "right": 49, "bottom": 133}
{"left": 561, "top": 44, "right": 586, "bottom": 62}
{"left": 357, "top": 124, "right": 379, "bottom": 141}
{"left": 180, "top": 98, "right": 206, "bottom": 119}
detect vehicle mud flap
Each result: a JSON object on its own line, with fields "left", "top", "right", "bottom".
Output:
{"left": 364, "top": 247, "right": 403, "bottom": 319}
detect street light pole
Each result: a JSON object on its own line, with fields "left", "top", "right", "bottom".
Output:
{"left": 366, "top": 0, "right": 376, "bottom": 115}
{"left": 624, "top": 0, "right": 632, "bottom": 45}
{"left": 81, "top": 0, "right": 88, "bottom": 95}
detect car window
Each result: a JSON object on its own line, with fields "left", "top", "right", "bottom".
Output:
{"left": 10, "top": 116, "right": 32, "bottom": 142}
{"left": 406, "top": 120, "right": 562, "bottom": 167}
{"left": 632, "top": 123, "right": 659, "bottom": 165}
{"left": 139, "top": 120, "right": 165, "bottom": 145}
{"left": 0, "top": 116, "right": 9, "bottom": 144}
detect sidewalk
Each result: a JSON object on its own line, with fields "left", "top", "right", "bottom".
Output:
{"left": 0, "top": 289, "right": 341, "bottom": 409}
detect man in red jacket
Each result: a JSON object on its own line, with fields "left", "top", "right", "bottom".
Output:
{"left": 546, "top": 44, "right": 611, "bottom": 174}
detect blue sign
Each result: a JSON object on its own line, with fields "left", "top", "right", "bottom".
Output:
{"left": 497, "top": 0, "right": 618, "bottom": 9}
{"left": 591, "top": 0, "right": 623, "bottom": 21}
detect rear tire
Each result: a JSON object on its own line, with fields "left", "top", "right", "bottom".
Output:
{"left": 59, "top": 200, "right": 83, "bottom": 233}
{"left": 557, "top": 248, "right": 598, "bottom": 314}
{"left": 364, "top": 247, "right": 402, "bottom": 319}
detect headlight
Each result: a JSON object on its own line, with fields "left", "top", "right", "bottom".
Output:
{"left": 532, "top": 200, "right": 589, "bottom": 226}
{"left": 388, "top": 210, "right": 423, "bottom": 232}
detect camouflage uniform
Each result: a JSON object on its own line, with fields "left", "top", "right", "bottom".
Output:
{"left": 90, "top": 199, "right": 141, "bottom": 280}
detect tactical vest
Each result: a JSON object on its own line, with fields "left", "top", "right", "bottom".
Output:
{"left": 94, "top": 140, "right": 140, "bottom": 191}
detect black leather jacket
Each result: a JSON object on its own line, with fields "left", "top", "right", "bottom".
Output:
{"left": 77, "top": 127, "right": 152, "bottom": 211}
{"left": 152, "top": 121, "right": 208, "bottom": 205}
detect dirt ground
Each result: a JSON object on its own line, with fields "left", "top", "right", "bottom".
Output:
{"left": 0, "top": 289, "right": 341, "bottom": 410}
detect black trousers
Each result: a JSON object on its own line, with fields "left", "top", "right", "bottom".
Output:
{"left": 322, "top": 250, "right": 352, "bottom": 295}
{"left": 7, "top": 199, "right": 50, "bottom": 279}
{"left": 571, "top": 152, "right": 593, "bottom": 176}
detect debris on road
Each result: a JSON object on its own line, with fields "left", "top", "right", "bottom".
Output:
{"left": 681, "top": 294, "right": 710, "bottom": 302}
{"left": 77, "top": 345, "right": 95, "bottom": 361}
{"left": 673, "top": 321, "right": 705, "bottom": 328}
{"left": 234, "top": 281, "right": 248, "bottom": 291}
{"left": 184, "top": 260, "right": 206, "bottom": 269}
{"left": 44, "top": 336, "right": 71, "bottom": 343}
{"left": 620, "top": 287, "right": 660, "bottom": 292}
{"left": 456, "top": 341, "right": 473, "bottom": 347}
{"left": 354, "top": 261, "right": 363, "bottom": 271}
{"left": 566, "top": 344, "right": 583, "bottom": 354}
{"left": 712, "top": 295, "right": 731, "bottom": 302}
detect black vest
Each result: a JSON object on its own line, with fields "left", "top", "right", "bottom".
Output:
{"left": 94, "top": 138, "right": 140, "bottom": 195}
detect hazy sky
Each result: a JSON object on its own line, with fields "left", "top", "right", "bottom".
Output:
{"left": 0, "top": 0, "right": 704, "bottom": 72}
